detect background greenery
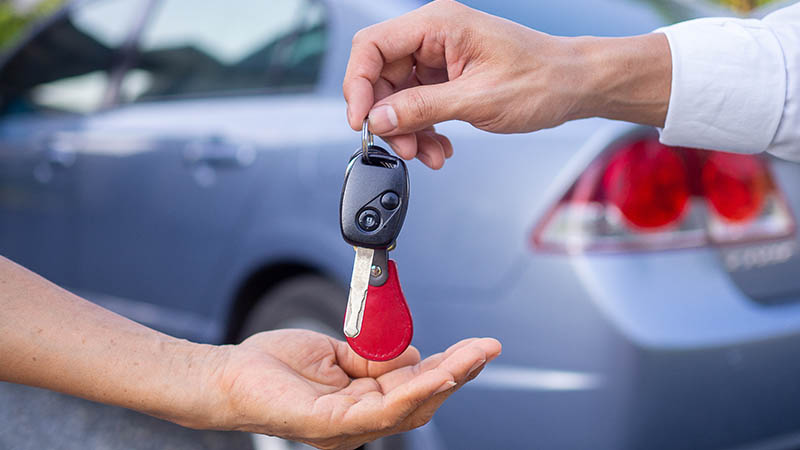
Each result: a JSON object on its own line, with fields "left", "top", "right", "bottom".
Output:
{"left": 711, "top": 0, "right": 780, "bottom": 13}
{"left": 0, "top": 0, "right": 64, "bottom": 52}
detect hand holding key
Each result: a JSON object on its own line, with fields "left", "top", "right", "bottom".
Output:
{"left": 343, "top": 0, "right": 670, "bottom": 169}
{"left": 343, "top": 0, "right": 566, "bottom": 168}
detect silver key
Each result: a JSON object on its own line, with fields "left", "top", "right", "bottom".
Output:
{"left": 344, "top": 246, "right": 374, "bottom": 338}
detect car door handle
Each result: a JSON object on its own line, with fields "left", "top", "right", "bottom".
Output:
{"left": 183, "top": 137, "right": 256, "bottom": 168}
{"left": 44, "top": 139, "right": 77, "bottom": 168}
{"left": 32, "top": 138, "right": 77, "bottom": 183}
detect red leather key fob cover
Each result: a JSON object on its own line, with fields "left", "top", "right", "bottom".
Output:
{"left": 345, "top": 260, "right": 413, "bottom": 361}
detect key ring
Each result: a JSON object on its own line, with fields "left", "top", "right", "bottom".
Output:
{"left": 361, "top": 118, "right": 373, "bottom": 164}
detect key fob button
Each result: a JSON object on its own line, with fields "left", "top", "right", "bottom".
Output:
{"left": 380, "top": 191, "right": 400, "bottom": 210}
{"left": 357, "top": 208, "right": 380, "bottom": 232}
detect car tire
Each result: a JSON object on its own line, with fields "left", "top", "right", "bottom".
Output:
{"left": 239, "top": 275, "right": 406, "bottom": 450}
{"left": 239, "top": 275, "right": 346, "bottom": 340}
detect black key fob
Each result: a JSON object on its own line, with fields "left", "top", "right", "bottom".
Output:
{"left": 340, "top": 145, "right": 409, "bottom": 249}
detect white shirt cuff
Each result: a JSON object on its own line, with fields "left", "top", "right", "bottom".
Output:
{"left": 655, "top": 18, "right": 786, "bottom": 154}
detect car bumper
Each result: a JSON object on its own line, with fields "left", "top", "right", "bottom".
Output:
{"left": 408, "top": 248, "right": 800, "bottom": 449}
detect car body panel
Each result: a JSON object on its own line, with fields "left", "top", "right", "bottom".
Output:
{"left": 4, "top": 0, "right": 800, "bottom": 449}
{"left": 724, "top": 157, "right": 800, "bottom": 303}
{"left": 0, "top": 114, "right": 86, "bottom": 286}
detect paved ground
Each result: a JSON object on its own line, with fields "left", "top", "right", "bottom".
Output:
{"left": 0, "top": 382, "right": 253, "bottom": 450}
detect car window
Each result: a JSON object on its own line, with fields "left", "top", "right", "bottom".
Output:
{"left": 119, "top": 0, "right": 327, "bottom": 102}
{"left": 0, "top": 0, "right": 145, "bottom": 116}
{"left": 459, "top": 0, "right": 680, "bottom": 37}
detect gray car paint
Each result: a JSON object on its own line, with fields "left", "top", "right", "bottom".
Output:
{"left": 4, "top": 0, "right": 800, "bottom": 449}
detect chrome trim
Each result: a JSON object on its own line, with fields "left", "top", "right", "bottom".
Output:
{"left": 468, "top": 364, "right": 603, "bottom": 391}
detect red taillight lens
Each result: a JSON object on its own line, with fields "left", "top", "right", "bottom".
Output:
{"left": 602, "top": 139, "right": 690, "bottom": 229}
{"left": 702, "top": 152, "right": 767, "bottom": 223}
{"left": 532, "top": 134, "right": 795, "bottom": 253}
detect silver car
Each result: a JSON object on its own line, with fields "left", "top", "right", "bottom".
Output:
{"left": 2, "top": 0, "right": 800, "bottom": 449}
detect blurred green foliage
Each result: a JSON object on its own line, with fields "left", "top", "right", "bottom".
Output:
{"left": 0, "top": 0, "right": 63, "bottom": 52}
{"left": 710, "top": 0, "right": 779, "bottom": 13}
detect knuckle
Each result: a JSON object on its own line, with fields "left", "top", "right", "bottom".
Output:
{"left": 432, "top": 0, "right": 457, "bottom": 9}
{"left": 407, "top": 89, "right": 434, "bottom": 123}
{"left": 351, "top": 29, "right": 365, "bottom": 46}
{"left": 351, "top": 27, "right": 372, "bottom": 46}
{"left": 431, "top": 0, "right": 467, "bottom": 16}
{"left": 455, "top": 25, "right": 476, "bottom": 50}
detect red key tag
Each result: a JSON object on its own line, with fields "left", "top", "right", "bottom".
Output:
{"left": 345, "top": 260, "right": 413, "bottom": 361}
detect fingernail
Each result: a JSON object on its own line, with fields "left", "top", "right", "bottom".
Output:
{"left": 468, "top": 360, "right": 486, "bottom": 378}
{"left": 435, "top": 380, "right": 457, "bottom": 395}
{"left": 369, "top": 104, "right": 398, "bottom": 134}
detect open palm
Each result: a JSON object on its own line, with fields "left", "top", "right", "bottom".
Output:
{"left": 216, "top": 329, "right": 501, "bottom": 450}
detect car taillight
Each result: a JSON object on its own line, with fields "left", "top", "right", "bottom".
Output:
{"left": 702, "top": 152, "right": 767, "bottom": 222}
{"left": 532, "top": 134, "right": 795, "bottom": 253}
{"left": 602, "top": 139, "right": 690, "bottom": 229}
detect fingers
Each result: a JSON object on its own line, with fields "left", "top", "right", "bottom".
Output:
{"left": 416, "top": 129, "right": 446, "bottom": 170}
{"left": 367, "top": 82, "right": 462, "bottom": 137}
{"left": 396, "top": 360, "right": 489, "bottom": 433}
{"left": 319, "top": 338, "right": 501, "bottom": 446}
{"left": 435, "top": 338, "right": 501, "bottom": 379}
{"left": 390, "top": 338, "right": 500, "bottom": 432}
{"left": 379, "top": 56, "right": 416, "bottom": 94}
{"left": 417, "top": 337, "right": 482, "bottom": 372}
{"left": 384, "top": 128, "right": 453, "bottom": 170}
{"left": 323, "top": 366, "right": 451, "bottom": 446}
{"left": 343, "top": 1, "right": 473, "bottom": 132}
{"left": 374, "top": 337, "right": 499, "bottom": 394}
{"left": 414, "top": 63, "right": 449, "bottom": 86}
{"left": 343, "top": 1, "right": 467, "bottom": 168}
{"left": 372, "top": 338, "right": 501, "bottom": 429}
{"left": 383, "top": 133, "right": 417, "bottom": 160}
{"left": 368, "top": 84, "right": 460, "bottom": 170}
{"left": 437, "top": 133, "right": 454, "bottom": 159}
{"left": 378, "top": 366, "right": 457, "bottom": 426}
{"left": 343, "top": 8, "right": 432, "bottom": 130}
{"left": 334, "top": 339, "right": 421, "bottom": 380}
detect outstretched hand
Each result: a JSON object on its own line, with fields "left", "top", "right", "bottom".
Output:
{"left": 215, "top": 330, "right": 501, "bottom": 450}
{"left": 0, "top": 257, "right": 501, "bottom": 450}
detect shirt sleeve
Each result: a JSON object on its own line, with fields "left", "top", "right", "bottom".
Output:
{"left": 655, "top": 4, "right": 800, "bottom": 162}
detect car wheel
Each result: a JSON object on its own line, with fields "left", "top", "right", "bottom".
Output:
{"left": 238, "top": 275, "right": 406, "bottom": 450}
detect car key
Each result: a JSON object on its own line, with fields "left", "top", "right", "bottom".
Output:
{"left": 340, "top": 120, "right": 412, "bottom": 361}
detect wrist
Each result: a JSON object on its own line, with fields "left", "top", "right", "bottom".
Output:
{"left": 566, "top": 33, "right": 671, "bottom": 127}
{"left": 150, "top": 339, "right": 234, "bottom": 430}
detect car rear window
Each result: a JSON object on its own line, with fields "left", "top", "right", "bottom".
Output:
{"left": 459, "top": 0, "right": 678, "bottom": 37}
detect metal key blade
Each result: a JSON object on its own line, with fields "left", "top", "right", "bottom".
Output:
{"left": 344, "top": 246, "right": 374, "bottom": 338}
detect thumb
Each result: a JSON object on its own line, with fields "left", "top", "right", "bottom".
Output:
{"left": 368, "top": 82, "right": 461, "bottom": 136}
